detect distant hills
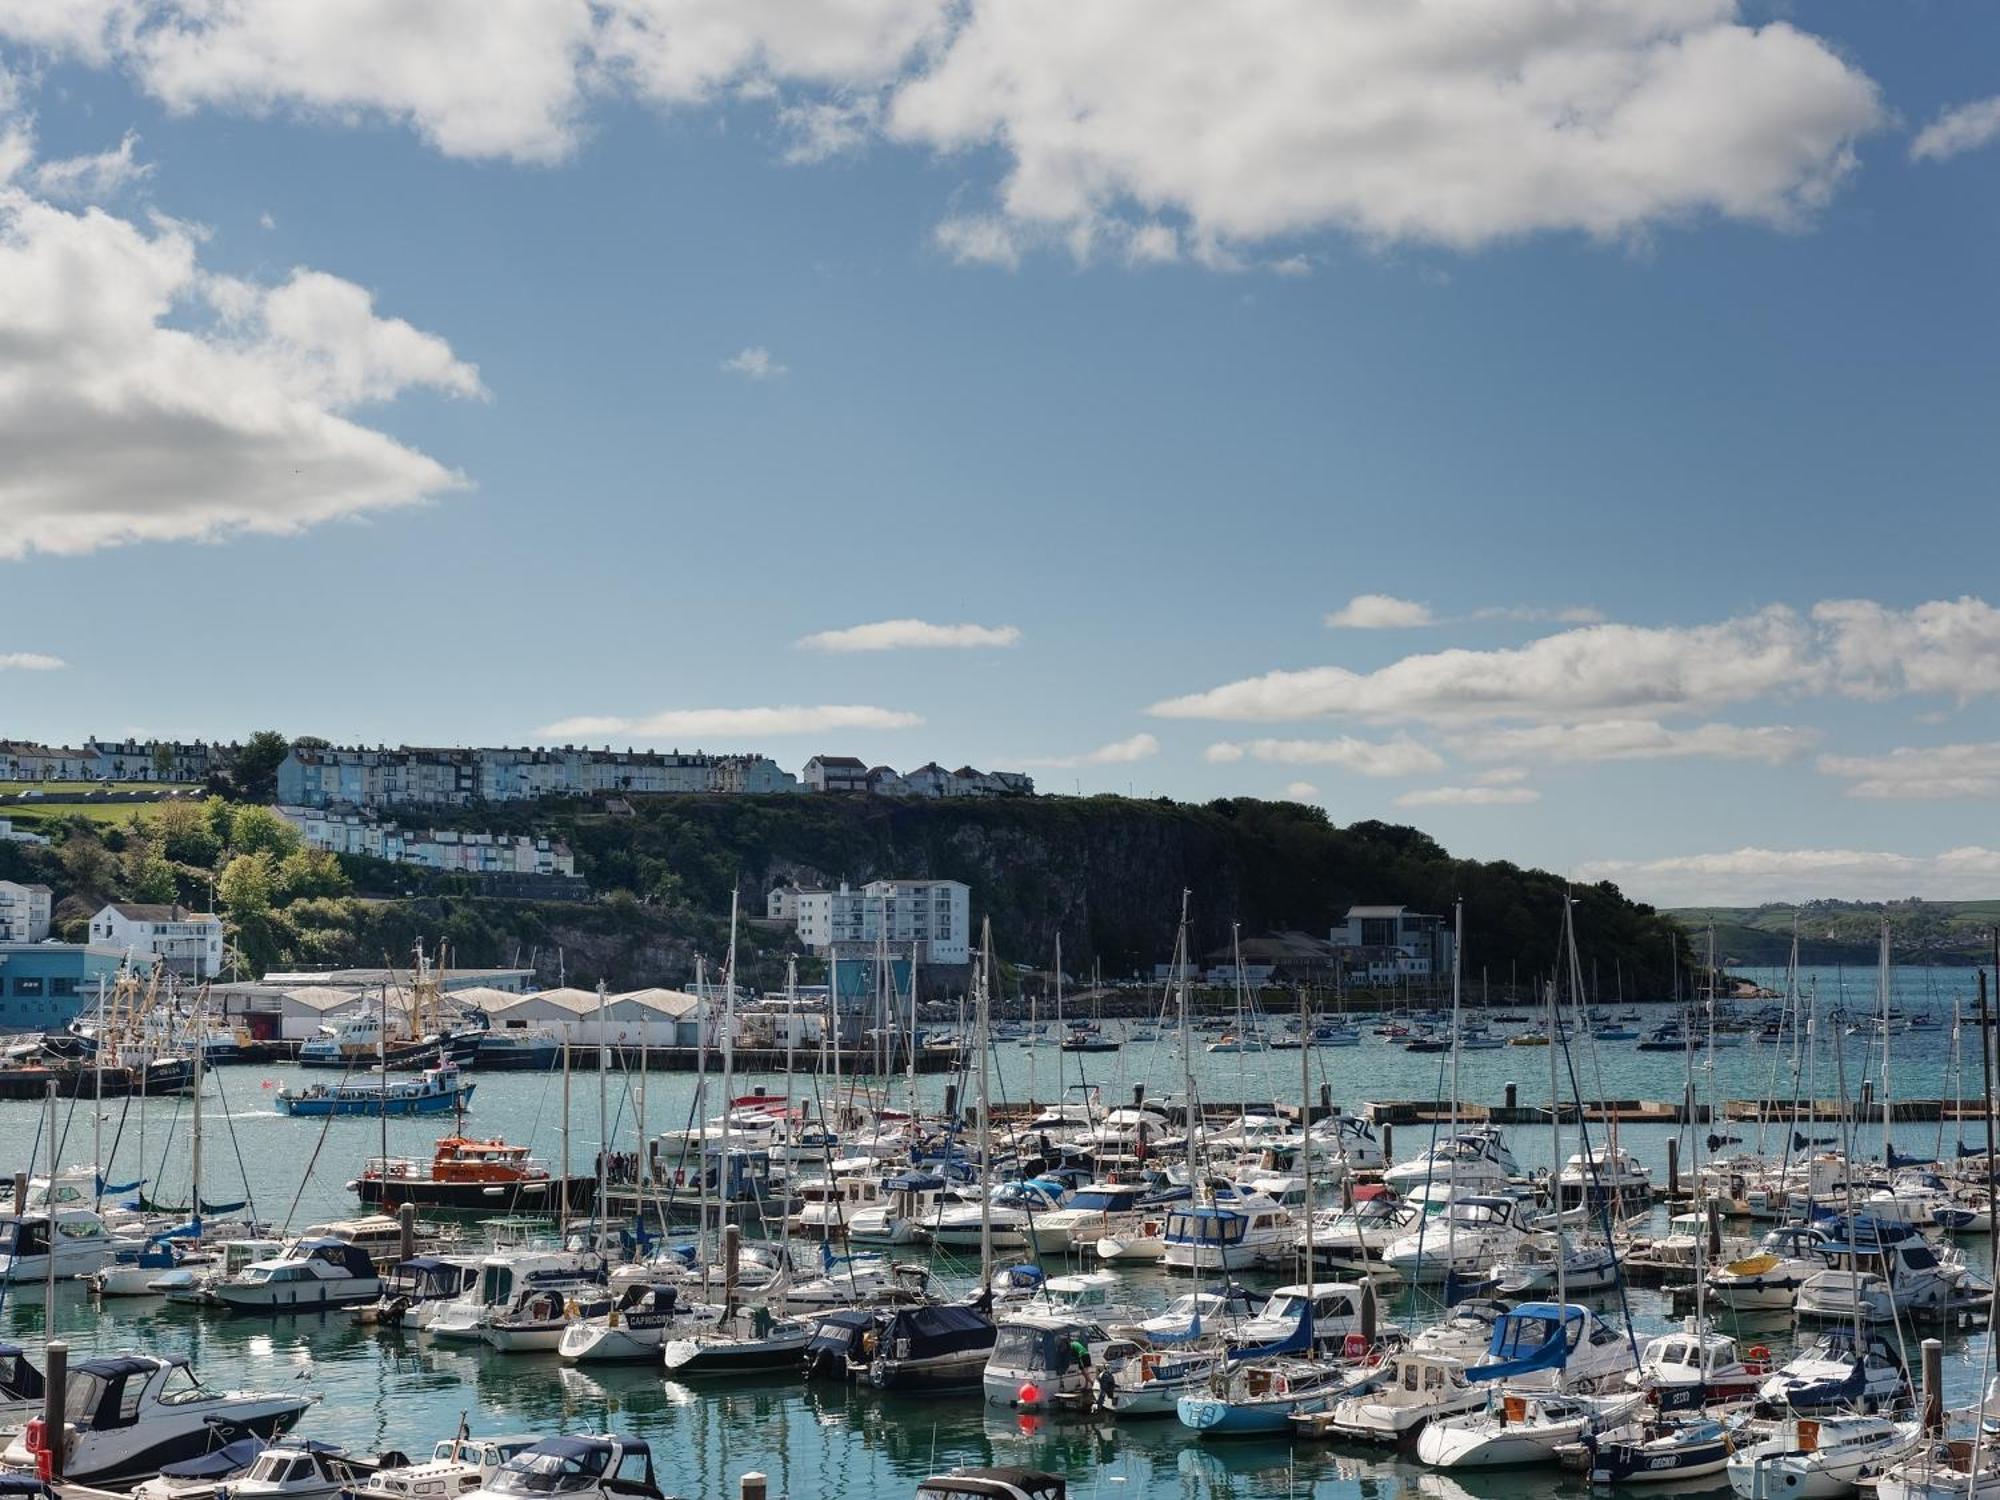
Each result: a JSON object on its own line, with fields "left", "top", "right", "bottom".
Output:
{"left": 1667, "top": 899, "right": 2000, "bottom": 968}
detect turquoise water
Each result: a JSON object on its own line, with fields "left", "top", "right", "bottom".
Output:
{"left": 0, "top": 965, "right": 1991, "bottom": 1500}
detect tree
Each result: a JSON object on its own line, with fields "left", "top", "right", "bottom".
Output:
{"left": 151, "top": 743, "right": 175, "bottom": 781}
{"left": 131, "top": 857, "right": 179, "bottom": 904}
{"left": 145, "top": 800, "right": 223, "bottom": 867}
{"left": 217, "top": 851, "right": 276, "bottom": 918}
{"left": 228, "top": 804, "right": 303, "bottom": 859}
{"left": 59, "top": 832, "right": 115, "bottom": 894}
{"left": 274, "top": 848, "right": 350, "bottom": 904}
{"left": 232, "top": 730, "right": 290, "bottom": 802}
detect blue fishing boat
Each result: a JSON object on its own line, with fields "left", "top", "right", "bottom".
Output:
{"left": 275, "top": 1062, "right": 474, "bottom": 1118}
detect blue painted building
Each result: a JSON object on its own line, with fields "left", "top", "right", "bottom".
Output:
{"left": 0, "top": 943, "right": 151, "bottom": 1033}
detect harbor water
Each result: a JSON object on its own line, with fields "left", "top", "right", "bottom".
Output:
{"left": 0, "top": 963, "right": 1990, "bottom": 1499}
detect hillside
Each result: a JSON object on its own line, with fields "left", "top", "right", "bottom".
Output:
{"left": 1668, "top": 899, "right": 2000, "bottom": 967}
{"left": 3, "top": 790, "right": 1695, "bottom": 993}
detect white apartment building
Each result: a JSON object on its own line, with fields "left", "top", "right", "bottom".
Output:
{"left": 788, "top": 879, "right": 971, "bottom": 966}
{"left": 0, "top": 881, "right": 52, "bottom": 943}
{"left": 0, "top": 819, "right": 49, "bottom": 847}
{"left": 89, "top": 902, "right": 225, "bottom": 979}
{"left": 277, "top": 805, "right": 577, "bottom": 878}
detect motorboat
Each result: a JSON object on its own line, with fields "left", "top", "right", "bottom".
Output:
{"left": 1380, "top": 1195, "right": 1531, "bottom": 1284}
{"left": 982, "top": 1314, "right": 1140, "bottom": 1410}
{"left": 1626, "top": 1322, "right": 1769, "bottom": 1403}
{"left": 915, "top": 1469, "right": 1065, "bottom": 1500}
{"left": 350, "top": 1136, "right": 577, "bottom": 1214}
{"left": 780, "top": 1255, "right": 932, "bottom": 1315}
{"left": 1490, "top": 1234, "right": 1619, "bottom": 1297}
{"left": 1383, "top": 1128, "right": 1520, "bottom": 1194}
{"left": 1417, "top": 1390, "right": 1643, "bottom": 1469}
{"left": 1709, "top": 1225, "right": 1831, "bottom": 1311}
{"left": 423, "top": 1246, "right": 609, "bottom": 1340}
{"left": 1315, "top": 1115, "right": 1387, "bottom": 1170}
{"left": 786, "top": 1173, "right": 888, "bottom": 1239}
{"left": 1411, "top": 1298, "right": 1514, "bottom": 1363}
{"left": 1122, "top": 1285, "right": 1263, "bottom": 1345}
{"left": 483, "top": 1285, "right": 614, "bottom": 1353}
{"left": 1301, "top": 1195, "right": 1422, "bottom": 1272}
{"left": 1727, "top": 1413, "right": 1923, "bottom": 1499}
{"left": 926, "top": 1178, "right": 1070, "bottom": 1252}
{"left": 212, "top": 1443, "right": 376, "bottom": 1500}
{"left": 1580, "top": 1415, "right": 1732, "bottom": 1485}
{"left": 156, "top": 1238, "right": 284, "bottom": 1305}
{"left": 130, "top": 1438, "right": 272, "bottom": 1500}
{"left": 349, "top": 1433, "right": 542, "bottom": 1500}
{"left": 859, "top": 1303, "right": 998, "bottom": 1391}
{"left": 1876, "top": 1439, "right": 2000, "bottom": 1500}
{"left": 0, "top": 1208, "right": 144, "bottom": 1282}
{"left": 88, "top": 1237, "right": 203, "bottom": 1297}
{"left": 276, "top": 1063, "right": 474, "bottom": 1118}
{"left": 1319, "top": 1351, "right": 1485, "bottom": 1442}
{"left": 847, "top": 1172, "right": 963, "bottom": 1246}
{"left": 1470, "top": 1302, "right": 1638, "bottom": 1394}
{"left": 0, "top": 1356, "right": 310, "bottom": 1485}
{"left": 1795, "top": 1236, "right": 1978, "bottom": 1323}
{"left": 1554, "top": 1145, "right": 1653, "bottom": 1214}
{"left": 1159, "top": 1189, "right": 1292, "bottom": 1274}
{"left": 1023, "top": 1181, "right": 1171, "bottom": 1255}
{"left": 1095, "top": 1219, "right": 1168, "bottom": 1262}
{"left": 352, "top": 1255, "right": 482, "bottom": 1328}
{"left": 212, "top": 1239, "right": 382, "bottom": 1312}
{"left": 1757, "top": 1328, "right": 1909, "bottom": 1414}
{"left": 460, "top": 1437, "right": 662, "bottom": 1500}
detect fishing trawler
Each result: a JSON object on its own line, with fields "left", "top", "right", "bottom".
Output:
{"left": 277, "top": 1062, "right": 474, "bottom": 1118}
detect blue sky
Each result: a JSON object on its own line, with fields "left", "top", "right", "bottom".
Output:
{"left": 3, "top": 1, "right": 1999, "bottom": 907}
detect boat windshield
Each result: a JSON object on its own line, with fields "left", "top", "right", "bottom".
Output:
{"left": 490, "top": 1450, "right": 609, "bottom": 1495}
{"left": 156, "top": 1364, "right": 216, "bottom": 1405}
{"left": 991, "top": 1326, "right": 1066, "bottom": 1374}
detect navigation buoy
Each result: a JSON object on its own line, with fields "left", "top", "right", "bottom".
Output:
{"left": 1017, "top": 1382, "right": 1041, "bottom": 1406}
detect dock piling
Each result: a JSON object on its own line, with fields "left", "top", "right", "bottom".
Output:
{"left": 1667, "top": 1138, "right": 1680, "bottom": 1199}
{"left": 740, "top": 1473, "right": 768, "bottom": 1500}
{"left": 1922, "top": 1338, "right": 1944, "bottom": 1434}
{"left": 43, "top": 1340, "right": 65, "bottom": 1478}
{"left": 9, "top": 1173, "right": 21, "bottom": 1215}
{"left": 398, "top": 1203, "right": 415, "bottom": 1263}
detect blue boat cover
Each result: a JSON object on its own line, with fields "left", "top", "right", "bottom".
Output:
{"left": 1467, "top": 1303, "right": 1579, "bottom": 1383}
{"left": 1227, "top": 1293, "right": 1313, "bottom": 1364}
{"left": 158, "top": 1439, "right": 268, "bottom": 1479}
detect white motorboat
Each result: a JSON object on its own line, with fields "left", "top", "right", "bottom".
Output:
{"left": 1757, "top": 1329, "right": 1909, "bottom": 1413}
{"left": 925, "top": 1179, "right": 1069, "bottom": 1252}
{"left": 352, "top": 1255, "right": 481, "bottom": 1328}
{"left": 1380, "top": 1195, "right": 1531, "bottom": 1284}
{"left": 212, "top": 1238, "right": 382, "bottom": 1312}
{"left": 1490, "top": 1233, "right": 1619, "bottom": 1296}
{"left": 1321, "top": 1352, "right": 1485, "bottom": 1443}
{"left": 1877, "top": 1440, "right": 2000, "bottom": 1500}
{"left": 423, "top": 1247, "right": 607, "bottom": 1339}
{"left": 0, "top": 1208, "right": 145, "bottom": 1282}
{"left": 982, "top": 1313, "right": 1140, "bottom": 1410}
{"left": 0, "top": 1355, "right": 311, "bottom": 1485}
{"left": 1796, "top": 1237, "right": 1976, "bottom": 1323}
{"left": 785, "top": 1174, "right": 886, "bottom": 1239}
{"left": 1727, "top": 1414, "right": 1923, "bottom": 1499}
{"left": 1554, "top": 1144, "right": 1653, "bottom": 1214}
{"left": 130, "top": 1437, "right": 274, "bottom": 1500}
{"left": 557, "top": 1284, "right": 713, "bottom": 1363}
{"left": 1383, "top": 1127, "right": 1520, "bottom": 1195}
{"left": 350, "top": 1433, "right": 542, "bottom": 1500}
{"left": 483, "top": 1284, "right": 614, "bottom": 1353}
{"left": 847, "top": 1171, "right": 963, "bottom": 1246}
{"left": 1159, "top": 1189, "right": 1292, "bottom": 1274}
{"left": 780, "top": 1256, "right": 932, "bottom": 1314}
{"left": 218, "top": 1443, "right": 375, "bottom": 1500}
{"left": 1302, "top": 1196, "right": 1422, "bottom": 1272}
{"left": 1120, "top": 1285, "right": 1262, "bottom": 1345}
{"left": 460, "top": 1437, "right": 663, "bottom": 1500}
{"left": 1417, "top": 1389, "right": 1642, "bottom": 1469}
{"left": 1022, "top": 1182, "right": 1164, "bottom": 1255}
{"left": 1709, "top": 1225, "right": 1830, "bottom": 1311}
{"left": 1626, "top": 1322, "right": 1768, "bottom": 1403}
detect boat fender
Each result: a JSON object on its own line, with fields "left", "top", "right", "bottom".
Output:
{"left": 1745, "top": 1344, "right": 1770, "bottom": 1374}
{"left": 1343, "top": 1333, "right": 1368, "bottom": 1361}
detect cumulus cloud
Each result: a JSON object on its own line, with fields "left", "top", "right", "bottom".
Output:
{"left": 1578, "top": 846, "right": 2000, "bottom": 906}
{"left": 0, "top": 2, "right": 1885, "bottom": 263}
{"left": 1022, "top": 732, "right": 1159, "bottom": 768}
{"left": 1325, "top": 594, "right": 1434, "bottom": 630}
{"left": 536, "top": 704, "right": 923, "bottom": 739}
{"left": 1395, "top": 785, "right": 1540, "bottom": 808}
{"left": 1473, "top": 766, "right": 1531, "bottom": 786}
{"left": 798, "top": 618, "right": 1019, "bottom": 652}
{"left": 1812, "top": 596, "right": 2000, "bottom": 701}
{"left": 721, "top": 346, "right": 788, "bottom": 379}
{"left": 0, "top": 651, "right": 64, "bottom": 670}
{"left": 1203, "top": 735, "right": 1444, "bottom": 777}
{"left": 0, "top": 183, "right": 482, "bottom": 560}
{"left": 29, "top": 130, "right": 152, "bottom": 202}
{"left": 1458, "top": 719, "right": 1816, "bottom": 765}
{"left": 1284, "top": 780, "right": 1319, "bottom": 799}
{"left": 1155, "top": 608, "right": 1818, "bottom": 724}
{"left": 1817, "top": 741, "right": 2000, "bottom": 801}
{"left": 1911, "top": 97, "right": 2000, "bottom": 163}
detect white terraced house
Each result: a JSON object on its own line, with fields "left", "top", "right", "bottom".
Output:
{"left": 90, "top": 903, "right": 225, "bottom": 980}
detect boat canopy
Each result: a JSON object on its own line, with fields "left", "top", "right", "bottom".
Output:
{"left": 1226, "top": 1292, "right": 1312, "bottom": 1364}
{"left": 156, "top": 1438, "right": 268, "bottom": 1480}
{"left": 1468, "top": 1302, "right": 1584, "bottom": 1383}
{"left": 878, "top": 1304, "right": 997, "bottom": 1360}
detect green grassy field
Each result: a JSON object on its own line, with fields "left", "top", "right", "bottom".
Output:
{"left": 0, "top": 781, "right": 167, "bottom": 795}
{"left": 0, "top": 802, "right": 150, "bottom": 829}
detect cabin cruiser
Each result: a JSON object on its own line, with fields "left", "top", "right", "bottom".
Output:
{"left": 0, "top": 1209, "right": 144, "bottom": 1282}
{"left": 1554, "top": 1144, "right": 1653, "bottom": 1214}
{"left": 0, "top": 1356, "right": 310, "bottom": 1485}
{"left": 424, "top": 1246, "right": 609, "bottom": 1339}
{"left": 1320, "top": 1351, "right": 1485, "bottom": 1442}
{"left": 1315, "top": 1115, "right": 1386, "bottom": 1171}
{"left": 982, "top": 1314, "right": 1141, "bottom": 1410}
{"left": 353, "top": 1256, "right": 482, "bottom": 1328}
{"left": 1417, "top": 1389, "right": 1643, "bottom": 1469}
{"left": 1727, "top": 1413, "right": 1923, "bottom": 1499}
{"left": 156, "top": 1238, "right": 284, "bottom": 1305}
{"left": 350, "top": 1433, "right": 541, "bottom": 1500}
{"left": 1468, "top": 1302, "right": 1637, "bottom": 1394}
{"left": 1875, "top": 1437, "right": 2000, "bottom": 1500}
{"left": 1626, "top": 1322, "right": 1769, "bottom": 1403}
{"left": 211, "top": 1443, "right": 376, "bottom": 1500}
{"left": 1159, "top": 1188, "right": 1292, "bottom": 1273}
{"left": 1120, "top": 1285, "right": 1263, "bottom": 1345}
{"left": 1757, "top": 1328, "right": 1909, "bottom": 1414}
{"left": 130, "top": 1437, "right": 273, "bottom": 1500}
{"left": 1301, "top": 1196, "right": 1422, "bottom": 1272}
{"left": 89, "top": 1237, "right": 206, "bottom": 1297}
{"left": 1709, "top": 1225, "right": 1832, "bottom": 1311}
{"left": 1024, "top": 1181, "right": 1177, "bottom": 1255}
{"left": 1795, "top": 1235, "right": 1976, "bottom": 1323}
{"left": 1411, "top": 1298, "right": 1514, "bottom": 1363}
{"left": 461, "top": 1437, "right": 662, "bottom": 1500}
{"left": 1383, "top": 1129, "right": 1519, "bottom": 1196}
{"left": 786, "top": 1174, "right": 886, "bottom": 1239}
{"left": 926, "top": 1179, "right": 1070, "bottom": 1252}
{"left": 780, "top": 1255, "right": 932, "bottom": 1314}
{"left": 1380, "top": 1195, "right": 1531, "bottom": 1284}
{"left": 847, "top": 1172, "right": 962, "bottom": 1246}
{"left": 212, "top": 1239, "right": 382, "bottom": 1312}
{"left": 1490, "top": 1233, "right": 1619, "bottom": 1296}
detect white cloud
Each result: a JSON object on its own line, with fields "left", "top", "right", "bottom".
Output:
{"left": 1283, "top": 780, "right": 1320, "bottom": 799}
{"left": 1155, "top": 607, "right": 1818, "bottom": 724}
{"left": 29, "top": 130, "right": 152, "bottom": 202}
{"left": 1459, "top": 719, "right": 1815, "bottom": 765}
{"left": 1577, "top": 846, "right": 2000, "bottom": 906}
{"left": 1812, "top": 596, "right": 2000, "bottom": 701}
{"left": 1203, "top": 735, "right": 1444, "bottom": 777}
{"left": 1270, "top": 254, "right": 1312, "bottom": 278}
{"left": 798, "top": 618, "right": 1019, "bottom": 652}
{"left": 1911, "top": 97, "right": 2000, "bottom": 163}
{"left": 887, "top": 2, "right": 1883, "bottom": 256}
{"left": 536, "top": 704, "right": 923, "bottom": 739}
{"left": 258, "top": 210, "right": 275, "bottom": 230}
{"left": 1022, "top": 732, "right": 1160, "bottom": 768}
{"left": 1395, "top": 785, "right": 1541, "bottom": 808}
{"left": 1468, "top": 604, "right": 1607, "bottom": 625}
{"left": 721, "top": 345, "right": 788, "bottom": 379}
{"left": 1817, "top": 742, "right": 2000, "bottom": 801}
{"left": 0, "top": 184, "right": 482, "bottom": 560}
{"left": 0, "top": 3, "right": 1884, "bottom": 265}
{"left": 0, "top": 651, "right": 64, "bottom": 670}
{"left": 1325, "top": 593, "right": 1434, "bottom": 629}
{"left": 1473, "top": 766, "right": 1531, "bottom": 786}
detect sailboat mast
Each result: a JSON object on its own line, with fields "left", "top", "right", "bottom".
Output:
{"left": 722, "top": 891, "right": 739, "bottom": 1239}
{"left": 976, "top": 920, "right": 994, "bottom": 1287}
{"left": 1551, "top": 905, "right": 1564, "bottom": 1314}
{"left": 191, "top": 995, "right": 204, "bottom": 1232}
{"left": 1300, "top": 982, "right": 1313, "bottom": 1287}
{"left": 1878, "top": 920, "right": 1893, "bottom": 1164}
{"left": 559, "top": 1022, "right": 572, "bottom": 1236}
{"left": 595, "top": 978, "right": 609, "bottom": 1242}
